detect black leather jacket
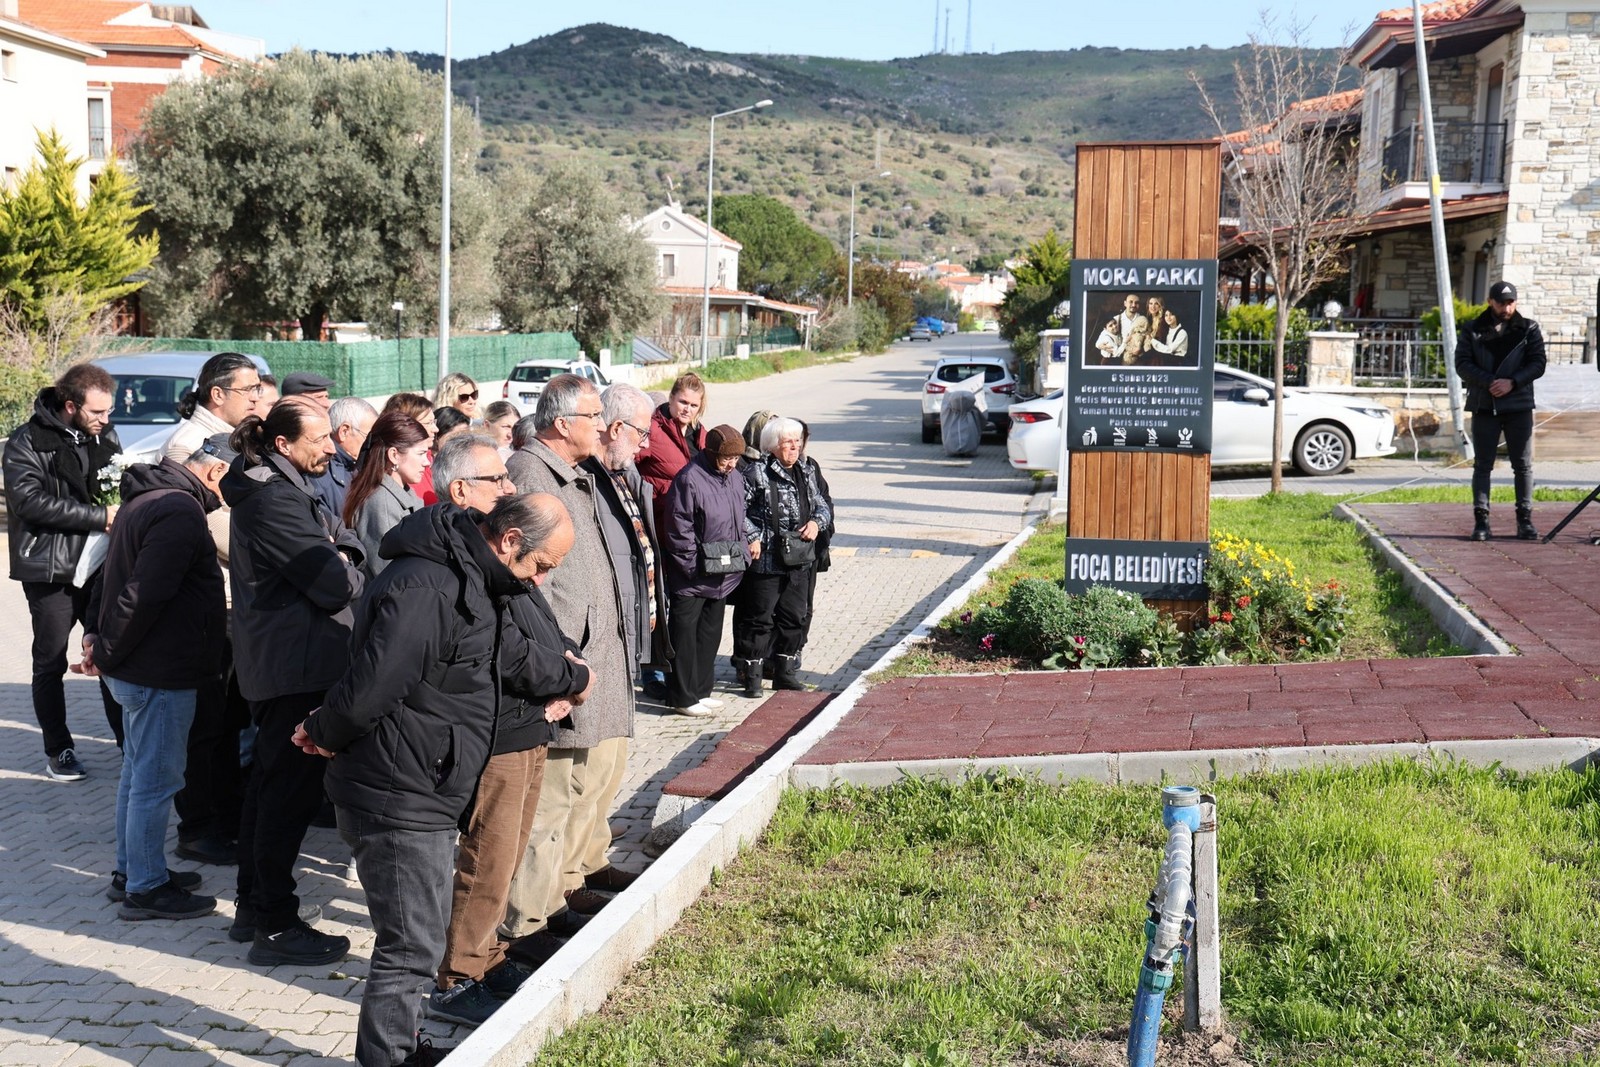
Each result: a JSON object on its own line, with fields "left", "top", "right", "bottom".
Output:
{"left": 3, "top": 389, "right": 120, "bottom": 584}
{"left": 742, "top": 454, "right": 834, "bottom": 575}
{"left": 1453, "top": 308, "right": 1546, "bottom": 415}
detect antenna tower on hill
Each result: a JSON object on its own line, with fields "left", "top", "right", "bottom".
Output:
{"left": 964, "top": 0, "right": 972, "bottom": 54}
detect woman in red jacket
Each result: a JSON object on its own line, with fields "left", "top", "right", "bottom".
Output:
{"left": 635, "top": 372, "right": 708, "bottom": 531}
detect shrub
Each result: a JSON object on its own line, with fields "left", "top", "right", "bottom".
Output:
{"left": 1203, "top": 532, "right": 1348, "bottom": 662}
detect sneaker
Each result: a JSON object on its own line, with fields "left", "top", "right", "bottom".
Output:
{"left": 544, "top": 909, "right": 590, "bottom": 937}
{"left": 107, "top": 869, "right": 202, "bottom": 903}
{"left": 505, "top": 930, "right": 567, "bottom": 967}
{"left": 672, "top": 700, "right": 714, "bottom": 718}
{"left": 584, "top": 866, "right": 639, "bottom": 892}
{"left": 425, "top": 980, "right": 502, "bottom": 1027}
{"left": 401, "top": 1036, "right": 449, "bottom": 1067}
{"left": 699, "top": 696, "right": 725, "bottom": 710}
{"left": 119, "top": 883, "right": 217, "bottom": 921}
{"left": 248, "top": 921, "right": 349, "bottom": 966}
{"left": 479, "top": 959, "right": 535, "bottom": 999}
{"left": 46, "top": 748, "right": 86, "bottom": 782}
{"left": 230, "top": 901, "right": 325, "bottom": 943}
{"left": 563, "top": 887, "right": 610, "bottom": 915}
{"left": 175, "top": 836, "right": 238, "bottom": 866}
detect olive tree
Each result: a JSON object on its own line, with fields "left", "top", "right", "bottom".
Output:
{"left": 132, "top": 50, "right": 496, "bottom": 340}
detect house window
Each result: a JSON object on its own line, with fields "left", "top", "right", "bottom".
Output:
{"left": 1, "top": 49, "right": 17, "bottom": 81}
{"left": 88, "top": 99, "right": 107, "bottom": 160}
{"left": 661, "top": 252, "right": 676, "bottom": 279}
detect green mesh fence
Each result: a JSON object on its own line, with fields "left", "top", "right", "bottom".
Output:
{"left": 107, "top": 333, "right": 584, "bottom": 397}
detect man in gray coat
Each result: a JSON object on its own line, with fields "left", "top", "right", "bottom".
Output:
{"left": 502, "top": 375, "right": 635, "bottom": 938}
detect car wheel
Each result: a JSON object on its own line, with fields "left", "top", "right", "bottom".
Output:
{"left": 921, "top": 416, "right": 938, "bottom": 444}
{"left": 1294, "top": 423, "right": 1353, "bottom": 476}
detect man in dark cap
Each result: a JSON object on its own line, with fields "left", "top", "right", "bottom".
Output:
{"left": 1454, "top": 281, "right": 1547, "bottom": 542}
{"left": 280, "top": 371, "right": 334, "bottom": 409}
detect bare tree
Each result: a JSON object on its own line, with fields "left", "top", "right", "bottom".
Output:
{"left": 1196, "top": 17, "right": 1361, "bottom": 491}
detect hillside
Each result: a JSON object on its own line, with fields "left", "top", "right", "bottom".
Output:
{"left": 401, "top": 25, "right": 1299, "bottom": 263}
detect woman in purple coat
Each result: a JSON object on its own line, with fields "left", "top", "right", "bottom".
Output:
{"left": 660, "top": 425, "right": 752, "bottom": 717}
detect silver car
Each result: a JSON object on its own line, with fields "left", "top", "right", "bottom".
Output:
{"left": 92, "top": 351, "right": 273, "bottom": 462}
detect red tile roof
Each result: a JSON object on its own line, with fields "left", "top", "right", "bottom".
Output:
{"left": 18, "top": 0, "right": 244, "bottom": 56}
{"left": 1373, "top": 0, "right": 1482, "bottom": 24}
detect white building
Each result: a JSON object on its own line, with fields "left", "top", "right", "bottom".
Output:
{"left": 1, "top": 0, "right": 103, "bottom": 196}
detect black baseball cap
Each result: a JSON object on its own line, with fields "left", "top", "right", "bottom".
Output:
{"left": 1488, "top": 281, "right": 1517, "bottom": 303}
{"left": 282, "top": 370, "right": 335, "bottom": 396}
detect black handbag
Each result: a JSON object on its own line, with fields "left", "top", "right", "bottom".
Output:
{"left": 766, "top": 472, "right": 818, "bottom": 569}
{"left": 700, "top": 540, "right": 747, "bottom": 574}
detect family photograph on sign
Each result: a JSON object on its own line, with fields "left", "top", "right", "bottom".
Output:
{"left": 1087, "top": 289, "right": 1203, "bottom": 370}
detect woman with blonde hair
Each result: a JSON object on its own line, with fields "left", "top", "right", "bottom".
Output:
{"left": 433, "top": 372, "right": 479, "bottom": 420}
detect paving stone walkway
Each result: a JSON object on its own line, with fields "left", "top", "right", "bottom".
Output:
{"left": 802, "top": 502, "right": 1600, "bottom": 767}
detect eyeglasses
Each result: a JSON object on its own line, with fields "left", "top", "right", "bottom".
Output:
{"left": 463, "top": 472, "right": 513, "bottom": 487}
{"left": 562, "top": 410, "right": 605, "bottom": 423}
{"left": 221, "top": 384, "right": 265, "bottom": 398}
{"left": 623, "top": 420, "right": 651, "bottom": 440}
{"left": 458, "top": 391, "right": 479, "bottom": 402}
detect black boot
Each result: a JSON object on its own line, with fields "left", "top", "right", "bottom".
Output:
{"left": 733, "top": 657, "right": 748, "bottom": 687}
{"left": 1516, "top": 507, "right": 1538, "bottom": 541}
{"left": 1471, "top": 508, "right": 1491, "bottom": 542}
{"left": 736, "top": 659, "right": 764, "bottom": 699}
{"left": 771, "top": 653, "right": 806, "bottom": 691}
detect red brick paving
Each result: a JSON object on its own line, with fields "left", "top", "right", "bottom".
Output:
{"left": 800, "top": 503, "right": 1600, "bottom": 766}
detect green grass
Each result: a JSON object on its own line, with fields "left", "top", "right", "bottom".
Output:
{"left": 537, "top": 764, "right": 1600, "bottom": 1066}
{"left": 883, "top": 493, "right": 1467, "bottom": 683}
{"left": 642, "top": 348, "right": 866, "bottom": 391}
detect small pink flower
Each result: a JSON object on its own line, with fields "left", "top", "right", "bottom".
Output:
{"left": 980, "top": 633, "right": 996, "bottom": 651}
{"left": 1073, "top": 635, "right": 1086, "bottom": 646}
{"left": 960, "top": 611, "right": 973, "bottom": 623}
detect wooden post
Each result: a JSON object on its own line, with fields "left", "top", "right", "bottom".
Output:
{"left": 1072, "top": 142, "right": 1220, "bottom": 619}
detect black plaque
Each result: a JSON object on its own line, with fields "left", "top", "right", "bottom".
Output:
{"left": 1068, "top": 259, "right": 1217, "bottom": 454}
{"left": 1063, "top": 537, "right": 1210, "bottom": 601}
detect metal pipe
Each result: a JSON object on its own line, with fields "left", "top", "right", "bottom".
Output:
{"left": 1129, "top": 789, "right": 1201, "bottom": 1067}
{"left": 438, "top": 0, "right": 452, "bottom": 381}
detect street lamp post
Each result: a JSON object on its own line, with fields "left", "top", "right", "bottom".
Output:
{"left": 847, "top": 170, "right": 892, "bottom": 308}
{"left": 700, "top": 99, "right": 772, "bottom": 367}
{"left": 391, "top": 300, "right": 406, "bottom": 390}
{"left": 438, "top": 0, "right": 453, "bottom": 382}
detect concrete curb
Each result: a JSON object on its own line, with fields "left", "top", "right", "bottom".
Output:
{"left": 790, "top": 736, "right": 1600, "bottom": 791}
{"left": 1335, "top": 503, "right": 1514, "bottom": 656}
{"left": 445, "top": 508, "right": 1047, "bottom": 1065}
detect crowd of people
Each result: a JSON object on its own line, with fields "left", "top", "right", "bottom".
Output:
{"left": 1, "top": 356, "right": 835, "bottom": 1067}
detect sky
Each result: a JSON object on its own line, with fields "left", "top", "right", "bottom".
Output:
{"left": 194, "top": 0, "right": 1393, "bottom": 61}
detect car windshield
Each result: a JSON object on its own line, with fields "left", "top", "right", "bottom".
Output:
{"left": 109, "top": 374, "right": 193, "bottom": 426}
{"left": 935, "top": 364, "right": 1005, "bottom": 384}
{"left": 510, "top": 365, "right": 560, "bottom": 383}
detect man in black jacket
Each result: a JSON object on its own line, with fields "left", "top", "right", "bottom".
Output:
{"left": 82, "top": 454, "right": 226, "bottom": 920}
{"left": 1454, "top": 281, "right": 1548, "bottom": 541}
{"left": 296, "top": 493, "right": 579, "bottom": 1067}
{"left": 221, "top": 398, "right": 365, "bottom": 965}
{"left": 2, "top": 363, "right": 124, "bottom": 781}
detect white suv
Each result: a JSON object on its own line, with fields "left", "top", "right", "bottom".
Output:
{"left": 920, "top": 355, "right": 1017, "bottom": 443}
{"left": 501, "top": 359, "right": 610, "bottom": 417}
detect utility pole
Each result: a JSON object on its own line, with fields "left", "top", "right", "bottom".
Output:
{"left": 438, "top": 0, "right": 452, "bottom": 380}
{"left": 1412, "top": 0, "right": 1472, "bottom": 460}
{"left": 964, "top": 0, "right": 973, "bottom": 54}
{"left": 944, "top": 7, "right": 951, "bottom": 54}
{"left": 931, "top": 0, "right": 939, "bottom": 53}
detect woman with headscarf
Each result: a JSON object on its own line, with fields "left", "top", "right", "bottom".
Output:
{"left": 732, "top": 417, "right": 833, "bottom": 695}
{"left": 660, "top": 425, "right": 751, "bottom": 716}
{"left": 342, "top": 412, "right": 432, "bottom": 578}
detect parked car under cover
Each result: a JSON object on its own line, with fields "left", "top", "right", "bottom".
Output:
{"left": 920, "top": 354, "right": 1018, "bottom": 443}
{"left": 92, "top": 351, "right": 274, "bottom": 463}
{"left": 501, "top": 359, "right": 610, "bottom": 417}
{"left": 1005, "top": 365, "right": 1398, "bottom": 476}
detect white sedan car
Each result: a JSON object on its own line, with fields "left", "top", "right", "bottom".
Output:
{"left": 1006, "top": 365, "right": 1398, "bottom": 476}
{"left": 500, "top": 358, "right": 610, "bottom": 417}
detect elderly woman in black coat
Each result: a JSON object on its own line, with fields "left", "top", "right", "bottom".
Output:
{"left": 732, "top": 416, "right": 833, "bottom": 694}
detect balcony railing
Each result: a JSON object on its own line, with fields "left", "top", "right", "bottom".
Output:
{"left": 1381, "top": 121, "right": 1507, "bottom": 190}
{"left": 88, "top": 125, "right": 108, "bottom": 161}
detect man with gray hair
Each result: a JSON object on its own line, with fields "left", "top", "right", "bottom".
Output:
{"left": 562, "top": 382, "right": 671, "bottom": 899}
{"left": 503, "top": 374, "right": 635, "bottom": 945}
{"left": 311, "top": 396, "right": 378, "bottom": 520}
